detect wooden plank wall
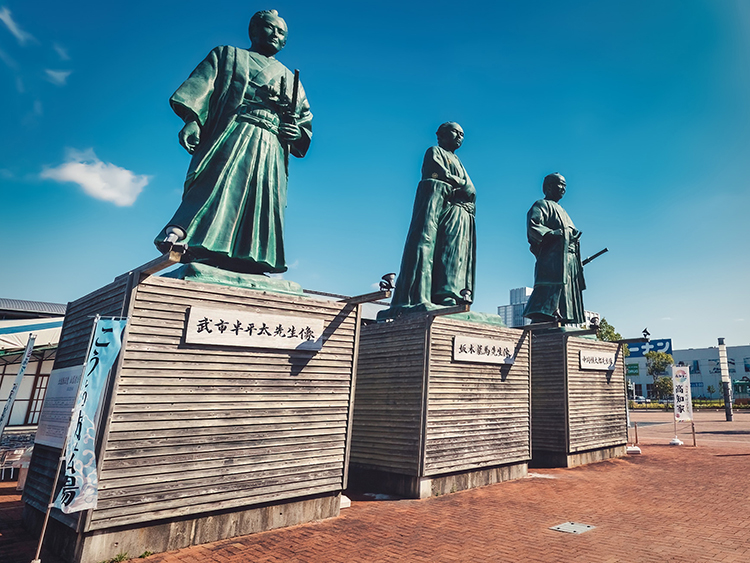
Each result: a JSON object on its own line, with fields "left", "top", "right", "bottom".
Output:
{"left": 23, "top": 277, "right": 129, "bottom": 527}
{"left": 530, "top": 333, "right": 567, "bottom": 454}
{"left": 349, "top": 315, "right": 428, "bottom": 476}
{"left": 85, "top": 276, "right": 357, "bottom": 531}
{"left": 566, "top": 337, "right": 627, "bottom": 453}
{"left": 425, "top": 319, "right": 530, "bottom": 475}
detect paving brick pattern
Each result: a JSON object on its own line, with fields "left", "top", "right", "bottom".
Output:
{"left": 2, "top": 411, "right": 749, "bottom": 563}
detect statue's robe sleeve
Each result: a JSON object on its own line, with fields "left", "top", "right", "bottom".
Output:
{"left": 528, "top": 199, "right": 569, "bottom": 285}
{"left": 169, "top": 46, "right": 237, "bottom": 190}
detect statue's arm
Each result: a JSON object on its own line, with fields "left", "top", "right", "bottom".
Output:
{"left": 288, "top": 85, "right": 312, "bottom": 158}
{"left": 421, "top": 147, "right": 456, "bottom": 185}
{"left": 527, "top": 201, "right": 558, "bottom": 246}
{"left": 169, "top": 47, "right": 223, "bottom": 154}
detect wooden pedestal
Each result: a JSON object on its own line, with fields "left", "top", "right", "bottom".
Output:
{"left": 23, "top": 274, "right": 360, "bottom": 563}
{"left": 530, "top": 331, "right": 627, "bottom": 468}
{"left": 349, "top": 314, "right": 530, "bottom": 499}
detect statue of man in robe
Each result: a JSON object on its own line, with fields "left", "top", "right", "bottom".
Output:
{"left": 523, "top": 173, "right": 586, "bottom": 324}
{"left": 379, "top": 122, "right": 476, "bottom": 318}
{"left": 155, "top": 9, "right": 312, "bottom": 275}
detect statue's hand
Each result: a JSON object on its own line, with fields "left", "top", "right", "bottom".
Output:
{"left": 549, "top": 229, "right": 565, "bottom": 238}
{"left": 179, "top": 121, "right": 201, "bottom": 154}
{"left": 278, "top": 123, "right": 301, "bottom": 143}
{"left": 447, "top": 174, "right": 467, "bottom": 189}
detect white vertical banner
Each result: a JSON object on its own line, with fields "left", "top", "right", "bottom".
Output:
{"left": 53, "top": 318, "right": 126, "bottom": 513}
{"left": 0, "top": 333, "right": 36, "bottom": 436}
{"left": 672, "top": 365, "right": 693, "bottom": 422}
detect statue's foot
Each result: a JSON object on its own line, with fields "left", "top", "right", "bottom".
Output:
{"left": 157, "top": 226, "right": 187, "bottom": 254}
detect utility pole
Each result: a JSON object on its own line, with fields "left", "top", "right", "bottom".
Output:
{"left": 718, "top": 337, "right": 733, "bottom": 422}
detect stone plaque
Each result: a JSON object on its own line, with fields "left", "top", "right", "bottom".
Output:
{"left": 453, "top": 335, "right": 515, "bottom": 365}
{"left": 579, "top": 349, "right": 616, "bottom": 371}
{"left": 185, "top": 306, "right": 324, "bottom": 351}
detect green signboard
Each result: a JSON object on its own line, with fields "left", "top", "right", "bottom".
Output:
{"left": 626, "top": 363, "right": 639, "bottom": 376}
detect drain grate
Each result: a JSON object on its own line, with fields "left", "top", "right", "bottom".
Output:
{"left": 550, "top": 522, "right": 595, "bottom": 534}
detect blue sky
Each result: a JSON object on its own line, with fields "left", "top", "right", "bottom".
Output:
{"left": 1, "top": 0, "right": 748, "bottom": 349}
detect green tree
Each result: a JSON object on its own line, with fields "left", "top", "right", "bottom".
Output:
{"left": 596, "top": 318, "right": 629, "bottom": 357}
{"left": 654, "top": 376, "right": 673, "bottom": 401}
{"left": 645, "top": 351, "right": 673, "bottom": 399}
{"left": 707, "top": 384, "right": 717, "bottom": 398}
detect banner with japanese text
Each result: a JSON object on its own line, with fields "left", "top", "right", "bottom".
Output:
{"left": 54, "top": 318, "right": 126, "bottom": 513}
{"left": 0, "top": 334, "right": 36, "bottom": 435}
{"left": 671, "top": 365, "right": 693, "bottom": 422}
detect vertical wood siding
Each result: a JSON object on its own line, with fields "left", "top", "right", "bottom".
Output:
{"left": 424, "top": 319, "right": 530, "bottom": 475}
{"left": 565, "top": 337, "right": 627, "bottom": 452}
{"left": 83, "top": 276, "right": 357, "bottom": 530}
{"left": 350, "top": 316, "right": 428, "bottom": 475}
{"left": 530, "top": 333, "right": 567, "bottom": 454}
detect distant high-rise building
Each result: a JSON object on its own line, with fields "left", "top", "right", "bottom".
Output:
{"left": 498, "top": 287, "right": 599, "bottom": 328}
{"left": 498, "top": 287, "right": 533, "bottom": 328}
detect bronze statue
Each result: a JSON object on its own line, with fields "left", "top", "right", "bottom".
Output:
{"left": 379, "top": 122, "right": 476, "bottom": 318}
{"left": 155, "top": 10, "right": 312, "bottom": 274}
{"left": 523, "top": 173, "right": 586, "bottom": 324}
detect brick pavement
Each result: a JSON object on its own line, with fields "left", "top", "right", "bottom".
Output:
{"left": 2, "top": 410, "right": 749, "bottom": 563}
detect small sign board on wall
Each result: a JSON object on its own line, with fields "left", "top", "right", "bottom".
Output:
{"left": 579, "top": 350, "right": 617, "bottom": 371}
{"left": 453, "top": 335, "right": 515, "bottom": 365}
{"left": 185, "top": 306, "right": 325, "bottom": 351}
{"left": 35, "top": 364, "right": 84, "bottom": 449}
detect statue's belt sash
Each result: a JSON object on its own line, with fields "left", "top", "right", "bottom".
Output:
{"left": 237, "top": 105, "right": 280, "bottom": 135}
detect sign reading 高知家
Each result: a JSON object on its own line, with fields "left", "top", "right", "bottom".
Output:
{"left": 671, "top": 365, "right": 693, "bottom": 422}
{"left": 579, "top": 350, "right": 617, "bottom": 371}
{"left": 185, "top": 306, "right": 324, "bottom": 351}
{"left": 452, "top": 335, "right": 515, "bottom": 365}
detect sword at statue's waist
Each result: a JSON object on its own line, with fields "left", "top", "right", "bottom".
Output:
{"left": 582, "top": 247, "right": 609, "bottom": 266}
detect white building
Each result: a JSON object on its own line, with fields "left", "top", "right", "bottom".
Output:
{"left": 0, "top": 299, "right": 65, "bottom": 429}
{"left": 626, "top": 342, "right": 750, "bottom": 399}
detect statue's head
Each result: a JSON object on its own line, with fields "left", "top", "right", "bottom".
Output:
{"left": 249, "top": 10, "right": 288, "bottom": 56}
{"left": 436, "top": 122, "right": 464, "bottom": 152}
{"left": 542, "top": 173, "right": 566, "bottom": 201}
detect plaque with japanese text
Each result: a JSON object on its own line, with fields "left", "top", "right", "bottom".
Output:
{"left": 452, "top": 335, "right": 515, "bottom": 365}
{"left": 185, "top": 306, "right": 324, "bottom": 351}
{"left": 579, "top": 350, "right": 616, "bottom": 371}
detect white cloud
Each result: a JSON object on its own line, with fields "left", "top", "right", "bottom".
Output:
{"left": 0, "top": 47, "right": 16, "bottom": 69}
{"left": 40, "top": 148, "right": 149, "bottom": 207}
{"left": 53, "top": 43, "right": 69, "bottom": 61}
{"left": 33, "top": 100, "right": 42, "bottom": 115}
{"left": 0, "top": 168, "right": 13, "bottom": 179}
{"left": 44, "top": 69, "right": 72, "bottom": 86}
{"left": 0, "top": 6, "right": 35, "bottom": 45}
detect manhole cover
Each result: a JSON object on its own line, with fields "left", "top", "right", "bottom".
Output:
{"left": 550, "top": 522, "right": 595, "bottom": 534}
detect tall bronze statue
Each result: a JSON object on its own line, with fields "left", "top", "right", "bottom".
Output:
{"left": 155, "top": 10, "right": 312, "bottom": 274}
{"left": 523, "top": 173, "right": 586, "bottom": 324}
{"left": 380, "top": 122, "right": 476, "bottom": 318}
